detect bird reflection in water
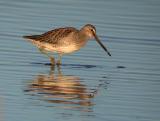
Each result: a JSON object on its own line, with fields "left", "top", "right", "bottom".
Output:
{"left": 25, "top": 66, "right": 98, "bottom": 111}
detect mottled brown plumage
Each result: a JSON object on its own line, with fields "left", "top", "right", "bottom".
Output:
{"left": 24, "top": 27, "right": 77, "bottom": 44}
{"left": 23, "top": 24, "right": 111, "bottom": 65}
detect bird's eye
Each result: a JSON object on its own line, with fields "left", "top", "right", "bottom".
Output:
{"left": 91, "top": 29, "right": 95, "bottom": 33}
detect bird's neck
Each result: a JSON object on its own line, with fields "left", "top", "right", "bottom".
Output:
{"left": 79, "top": 29, "right": 91, "bottom": 41}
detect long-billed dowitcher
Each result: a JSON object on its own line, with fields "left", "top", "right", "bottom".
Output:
{"left": 23, "top": 24, "right": 111, "bottom": 65}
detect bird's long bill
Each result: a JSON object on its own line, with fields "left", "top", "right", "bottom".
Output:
{"left": 93, "top": 33, "right": 111, "bottom": 56}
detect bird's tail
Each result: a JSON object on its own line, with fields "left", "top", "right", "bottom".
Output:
{"left": 23, "top": 35, "right": 41, "bottom": 40}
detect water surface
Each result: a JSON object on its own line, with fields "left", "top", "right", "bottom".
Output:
{"left": 0, "top": 0, "right": 160, "bottom": 121}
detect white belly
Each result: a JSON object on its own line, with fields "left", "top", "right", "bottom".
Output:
{"left": 54, "top": 45, "right": 79, "bottom": 53}
{"left": 35, "top": 42, "right": 79, "bottom": 54}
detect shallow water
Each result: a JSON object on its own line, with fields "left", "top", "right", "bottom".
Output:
{"left": 0, "top": 0, "right": 160, "bottom": 121}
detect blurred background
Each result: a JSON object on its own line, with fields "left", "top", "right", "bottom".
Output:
{"left": 0, "top": 0, "right": 160, "bottom": 121}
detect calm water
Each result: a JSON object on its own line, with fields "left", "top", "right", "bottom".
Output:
{"left": 0, "top": 0, "right": 160, "bottom": 121}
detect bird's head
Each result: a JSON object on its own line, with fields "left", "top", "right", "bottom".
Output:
{"left": 81, "top": 24, "right": 111, "bottom": 56}
{"left": 81, "top": 24, "right": 96, "bottom": 39}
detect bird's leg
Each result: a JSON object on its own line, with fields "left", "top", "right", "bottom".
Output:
{"left": 38, "top": 48, "right": 55, "bottom": 65}
{"left": 57, "top": 64, "right": 62, "bottom": 76}
{"left": 50, "top": 56, "right": 55, "bottom": 66}
{"left": 57, "top": 54, "right": 62, "bottom": 65}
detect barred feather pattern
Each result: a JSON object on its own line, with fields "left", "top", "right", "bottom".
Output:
{"left": 40, "top": 27, "right": 78, "bottom": 44}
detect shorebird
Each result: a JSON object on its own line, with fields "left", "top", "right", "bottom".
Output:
{"left": 23, "top": 24, "right": 111, "bottom": 65}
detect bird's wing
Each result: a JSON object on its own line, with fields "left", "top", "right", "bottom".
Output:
{"left": 23, "top": 27, "right": 78, "bottom": 44}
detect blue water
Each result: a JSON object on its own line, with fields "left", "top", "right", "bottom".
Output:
{"left": 0, "top": 0, "right": 160, "bottom": 121}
